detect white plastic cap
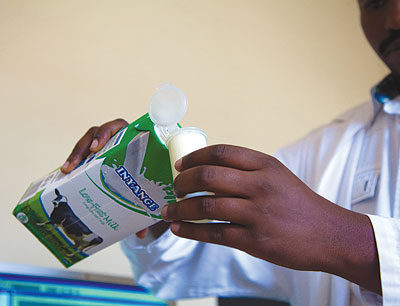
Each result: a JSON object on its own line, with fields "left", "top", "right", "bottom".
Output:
{"left": 148, "top": 83, "right": 187, "bottom": 127}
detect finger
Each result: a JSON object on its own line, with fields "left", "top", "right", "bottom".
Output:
{"left": 162, "top": 196, "right": 253, "bottom": 225}
{"left": 170, "top": 221, "right": 248, "bottom": 250}
{"left": 174, "top": 165, "right": 254, "bottom": 198}
{"left": 61, "top": 126, "right": 99, "bottom": 174}
{"left": 135, "top": 228, "right": 149, "bottom": 239}
{"left": 175, "top": 144, "right": 272, "bottom": 172}
{"left": 89, "top": 118, "right": 128, "bottom": 153}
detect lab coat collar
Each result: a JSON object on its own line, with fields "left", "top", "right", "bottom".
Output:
{"left": 371, "top": 73, "right": 400, "bottom": 116}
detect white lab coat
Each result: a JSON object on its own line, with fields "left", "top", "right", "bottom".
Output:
{"left": 122, "top": 100, "right": 399, "bottom": 306}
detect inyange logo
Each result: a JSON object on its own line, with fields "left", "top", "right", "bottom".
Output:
{"left": 115, "top": 166, "right": 160, "bottom": 212}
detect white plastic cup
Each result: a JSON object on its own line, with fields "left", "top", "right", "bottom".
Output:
{"left": 166, "top": 127, "right": 212, "bottom": 223}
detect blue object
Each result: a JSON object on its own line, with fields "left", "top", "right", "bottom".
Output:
{"left": 0, "top": 267, "right": 167, "bottom": 306}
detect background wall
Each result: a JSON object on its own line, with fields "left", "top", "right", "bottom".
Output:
{"left": 0, "top": 0, "right": 388, "bottom": 286}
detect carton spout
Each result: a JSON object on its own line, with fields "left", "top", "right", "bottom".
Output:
{"left": 153, "top": 124, "right": 179, "bottom": 144}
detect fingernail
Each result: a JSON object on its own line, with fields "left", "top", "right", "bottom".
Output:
{"left": 171, "top": 223, "right": 180, "bottom": 233}
{"left": 175, "top": 158, "right": 182, "bottom": 170}
{"left": 61, "top": 161, "right": 69, "bottom": 170}
{"left": 90, "top": 139, "right": 98, "bottom": 150}
{"left": 161, "top": 206, "right": 169, "bottom": 220}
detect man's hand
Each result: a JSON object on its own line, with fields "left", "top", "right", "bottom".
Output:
{"left": 61, "top": 118, "right": 129, "bottom": 173}
{"left": 162, "top": 144, "right": 381, "bottom": 294}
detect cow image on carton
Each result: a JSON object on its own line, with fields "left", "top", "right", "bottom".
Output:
{"left": 37, "top": 188, "right": 103, "bottom": 257}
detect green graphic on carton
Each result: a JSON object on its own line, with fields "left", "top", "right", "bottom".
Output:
{"left": 99, "top": 114, "right": 176, "bottom": 217}
{"left": 13, "top": 191, "right": 85, "bottom": 268}
{"left": 85, "top": 173, "right": 150, "bottom": 218}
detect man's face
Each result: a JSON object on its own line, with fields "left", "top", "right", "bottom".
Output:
{"left": 359, "top": 0, "right": 400, "bottom": 76}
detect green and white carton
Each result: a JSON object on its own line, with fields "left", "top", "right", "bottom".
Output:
{"left": 13, "top": 114, "right": 176, "bottom": 268}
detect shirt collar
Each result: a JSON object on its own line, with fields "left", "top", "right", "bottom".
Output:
{"left": 371, "top": 73, "right": 400, "bottom": 116}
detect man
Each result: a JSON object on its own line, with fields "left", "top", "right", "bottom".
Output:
{"left": 62, "top": 1, "right": 400, "bottom": 305}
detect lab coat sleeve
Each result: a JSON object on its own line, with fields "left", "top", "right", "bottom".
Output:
{"left": 120, "top": 228, "right": 293, "bottom": 302}
{"left": 367, "top": 215, "right": 400, "bottom": 306}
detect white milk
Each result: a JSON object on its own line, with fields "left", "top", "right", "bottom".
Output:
{"left": 166, "top": 127, "right": 207, "bottom": 179}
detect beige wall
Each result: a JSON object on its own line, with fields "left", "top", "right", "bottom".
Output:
{"left": 0, "top": 0, "right": 388, "bottom": 281}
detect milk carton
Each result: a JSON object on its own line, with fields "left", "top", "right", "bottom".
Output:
{"left": 13, "top": 113, "right": 177, "bottom": 267}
